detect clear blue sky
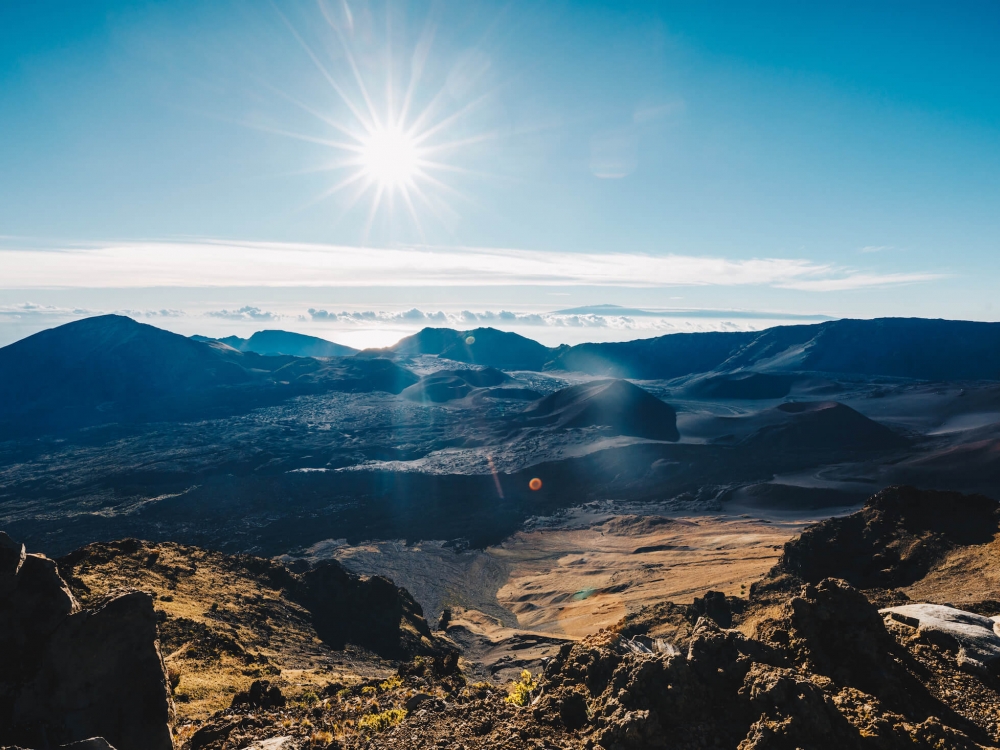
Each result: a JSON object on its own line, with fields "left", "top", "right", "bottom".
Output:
{"left": 1, "top": 1, "right": 999, "bottom": 347}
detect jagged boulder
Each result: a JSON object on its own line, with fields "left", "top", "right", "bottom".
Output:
{"left": 768, "top": 485, "right": 999, "bottom": 590}
{"left": 295, "top": 559, "right": 438, "bottom": 659}
{"left": 231, "top": 680, "right": 286, "bottom": 710}
{"left": 0, "top": 535, "right": 172, "bottom": 750}
{"left": 882, "top": 603, "right": 1000, "bottom": 674}
{"left": 534, "top": 578, "right": 980, "bottom": 749}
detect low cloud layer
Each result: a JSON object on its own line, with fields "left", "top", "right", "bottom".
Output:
{"left": 206, "top": 306, "right": 282, "bottom": 321}
{"left": 0, "top": 239, "right": 945, "bottom": 291}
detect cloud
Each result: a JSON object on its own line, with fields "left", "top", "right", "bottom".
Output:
{"left": 859, "top": 245, "right": 893, "bottom": 253}
{"left": 304, "top": 307, "right": 828, "bottom": 330}
{"left": 205, "top": 306, "right": 281, "bottom": 321}
{"left": 0, "top": 239, "right": 946, "bottom": 292}
{"left": 775, "top": 272, "right": 941, "bottom": 292}
{"left": 0, "top": 303, "right": 185, "bottom": 319}
{"left": 0, "top": 302, "right": 89, "bottom": 318}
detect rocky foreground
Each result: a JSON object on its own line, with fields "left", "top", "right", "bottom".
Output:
{"left": 5, "top": 486, "right": 1000, "bottom": 749}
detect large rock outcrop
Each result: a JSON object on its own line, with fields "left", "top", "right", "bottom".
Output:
{"left": 765, "top": 485, "right": 1000, "bottom": 591}
{"left": 0, "top": 533, "right": 172, "bottom": 750}
{"left": 534, "top": 578, "right": 984, "bottom": 749}
{"left": 295, "top": 559, "right": 437, "bottom": 659}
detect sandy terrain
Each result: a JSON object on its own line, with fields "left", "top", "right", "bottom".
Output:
{"left": 491, "top": 514, "right": 806, "bottom": 637}
{"left": 317, "top": 511, "right": 813, "bottom": 642}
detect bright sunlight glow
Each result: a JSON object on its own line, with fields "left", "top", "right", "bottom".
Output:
{"left": 360, "top": 126, "right": 419, "bottom": 188}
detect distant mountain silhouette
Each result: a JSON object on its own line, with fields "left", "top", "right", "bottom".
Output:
{"left": 363, "top": 327, "right": 560, "bottom": 371}
{"left": 193, "top": 330, "right": 357, "bottom": 358}
{"left": 0, "top": 316, "right": 410, "bottom": 436}
{"left": 547, "top": 318, "right": 1000, "bottom": 381}
{"left": 516, "top": 379, "right": 679, "bottom": 441}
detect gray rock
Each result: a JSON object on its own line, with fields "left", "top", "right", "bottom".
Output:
{"left": 0, "top": 534, "right": 173, "bottom": 750}
{"left": 404, "top": 692, "right": 434, "bottom": 711}
{"left": 12, "top": 591, "right": 174, "bottom": 750}
{"left": 881, "top": 603, "right": 1000, "bottom": 670}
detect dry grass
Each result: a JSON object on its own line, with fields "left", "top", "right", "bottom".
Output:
{"left": 60, "top": 541, "right": 394, "bottom": 723}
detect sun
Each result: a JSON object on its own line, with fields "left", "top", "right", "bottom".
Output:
{"left": 359, "top": 126, "right": 420, "bottom": 189}
{"left": 263, "top": 2, "right": 496, "bottom": 238}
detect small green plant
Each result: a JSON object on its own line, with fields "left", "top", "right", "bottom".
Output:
{"left": 300, "top": 689, "right": 319, "bottom": 705}
{"left": 379, "top": 675, "right": 402, "bottom": 692}
{"left": 357, "top": 708, "right": 407, "bottom": 732}
{"left": 361, "top": 685, "right": 377, "bottom": 696}
{"left": 504, "top": 669, "right": 537, "bottom": 706}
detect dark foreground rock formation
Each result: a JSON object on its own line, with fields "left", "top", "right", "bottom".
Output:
{"left": 295, "top": 559, "right": 437, "bottom": 659}
{"left": 0, "top": 533, "right": 172, "bottom": 750}
{"left": 160, "top": 486, "right": 1000, "bottom": 750}
{"left": 767, "top": 485, "right": 1000, "bottom": 591}
{"left": 7, "top": 485, "right": 1000, "bottom": 749}
{"left": 60, "top": 540, "right": 443, "bottom": 663}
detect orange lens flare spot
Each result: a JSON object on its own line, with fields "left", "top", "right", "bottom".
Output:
{"left": 529, "top": 478, "right": 543, "bottom": 491}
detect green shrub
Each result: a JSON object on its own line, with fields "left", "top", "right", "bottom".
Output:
{"left": 357, "top": 708, "right": 407, "bottom": 732}
{"left": 504, "top": 669, "right": 537, "bottom": 706}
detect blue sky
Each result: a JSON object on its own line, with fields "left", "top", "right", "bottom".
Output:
{"left": 1, "top": 1, "right": 998, "bottom": 347}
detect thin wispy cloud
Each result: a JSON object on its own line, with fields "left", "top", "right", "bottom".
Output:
{"left": 0, "top": 240, "right": 946, "bottom": 291}
{"left": 776, "top": 273, "right": 939, "bottom": 292}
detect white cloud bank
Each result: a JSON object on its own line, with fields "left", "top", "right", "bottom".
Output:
{"left": 0, "top": 239, "right": 944, "bottom": 291}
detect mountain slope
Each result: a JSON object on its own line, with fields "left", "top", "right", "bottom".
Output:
{"left": 195, "top": 329, "right": 357, "bottom": 358}
{"left": 0, "top": 316, "right": 255, "bottom": 416}
{"left": 743, "top": 400, "right": 910, "bottom": 454}
{"left": 516, "top": 379, "right": 679, "bottom": 440}
{"left": 0, "top": 316, "right": 412, "bottom": 435}
{"left": 547, "top": 318, "right": 1000, "bottom": 381}
{"left": 364, "top": 327, "right": 558, "bottom": 371}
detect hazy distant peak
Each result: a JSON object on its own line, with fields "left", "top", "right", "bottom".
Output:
{"left": 193, "top": 329, "right": 357, "bottom": 358}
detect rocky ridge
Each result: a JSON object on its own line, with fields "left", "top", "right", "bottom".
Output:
{"left": 6, "top": 485, "right": 1000, "bottom": 749}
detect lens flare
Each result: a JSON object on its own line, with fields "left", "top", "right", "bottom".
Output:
{"left": 529, "top": 477, "right": 542, "bottom": 491}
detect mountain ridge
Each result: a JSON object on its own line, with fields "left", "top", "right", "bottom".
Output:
{"left": 193, "top": 329, "right": 357, "bottom": 358}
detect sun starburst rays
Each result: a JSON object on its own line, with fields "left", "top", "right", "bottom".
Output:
{"left": 262, "top": 3, "right": 486, "bottom": 240}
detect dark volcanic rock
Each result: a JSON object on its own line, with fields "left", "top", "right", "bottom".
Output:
{"left": 231, "top": 680, "right": 286, "bottom": 710}
{"left": 516, "top": 379, "right": 679, "bottom": 441}
{"left": 296, "top": 559, "right": 437, "bottom": 659}
{"left": 767, "top": 485, "right": 1000, "bottom": 590}
{"left": 0, "top": 535, "right": 172, "bottom": 750}
{"left": 533, "top": 577, "right": 981, "bottom": 749}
